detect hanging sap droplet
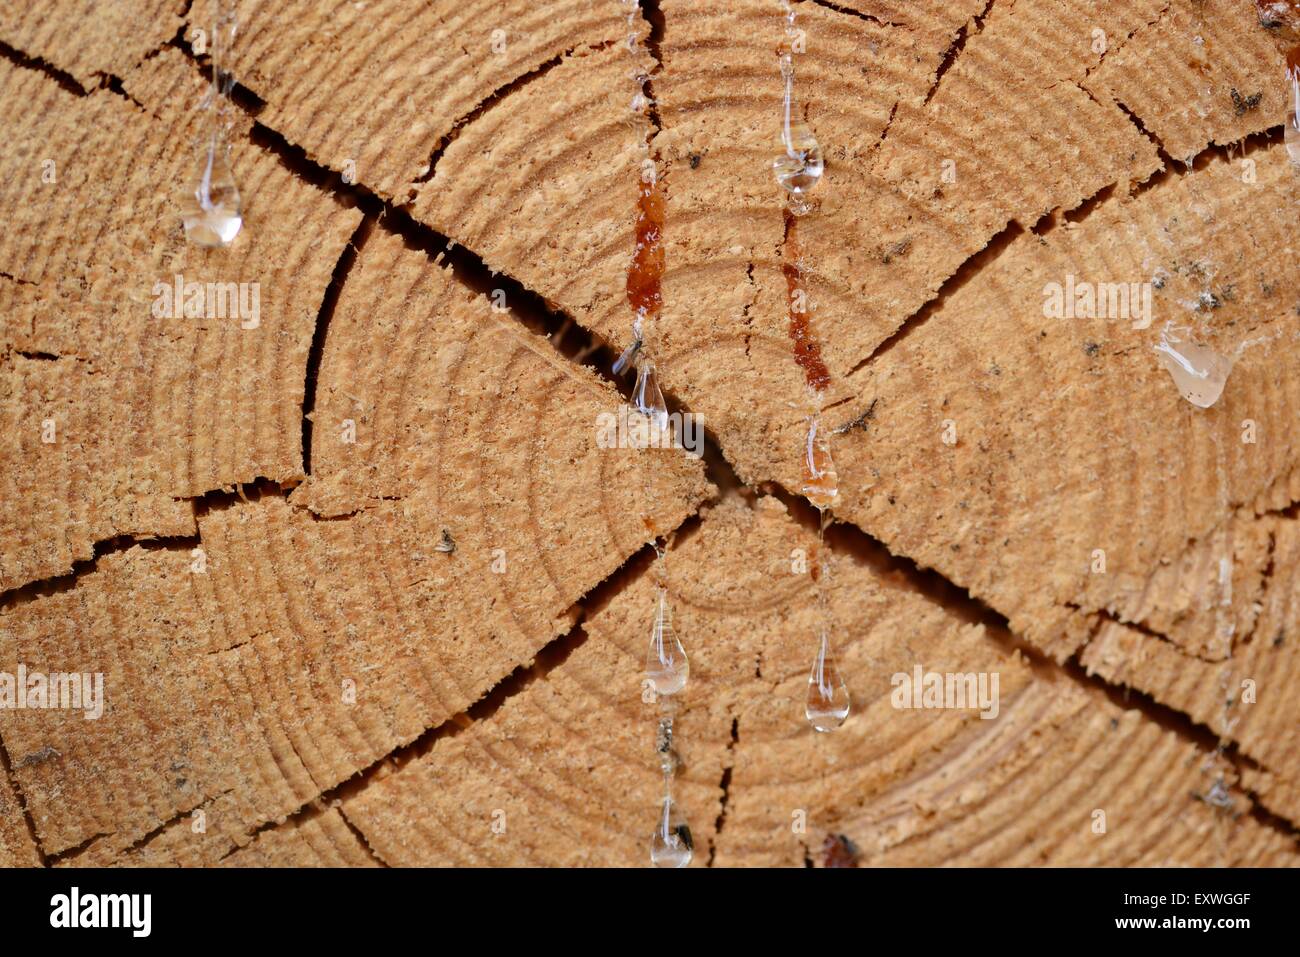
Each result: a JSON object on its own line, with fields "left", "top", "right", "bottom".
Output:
{"left": 805, "top": 629, "right": 850, "bottom": 732}
{"left": 1286, "top": 51, "right": 1300, "bottom": 167}
{"left": 655, "top": 714, "right": 680, "bottom": 775}
{"left": 773, "top": 54, "right": 824, "bottom": 215}
{"left": 801, "top": 415, "right": 838, "bottom": 510}
{"left": 649, "top": 795, "right": 693, "bottom": 868}
{"left": 645, "top": 587, "right": 688, "bottom": 697}
{"left": 1154, "top": 329, "right": 1232, "bottom": 409}
{"left": 182, "top": 132, "right": 242, "bottom": 247}
{"left": 633, "top": 356, "right": 670, "bottom": 438}
{"left": 612, "top": 336, "right": 642, "bottom": 376}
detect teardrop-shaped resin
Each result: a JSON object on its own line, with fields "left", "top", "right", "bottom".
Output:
{"left": 801, "top": 416, "right": 838, "bottom": 510}
{"left": 645, "top": 588, "right": 688, "bottom": 696}
{"left": 182, "top": 132, "right": 242, "bottom": 247}
{"left": 805, "top": 629, "right": 850, "bottom": 732}
{"left": 773, "top": 54, "right": 824, "bottom": 214}
{"left": 632, "top": 356, "right": 670, "bottom": 439}
{"left": 649, "top": 795, "right": 693, "bottom": 868}
{"left": 1154, "top": 330, "right": 1232, "bottom": 409}
{"left": 1287, "top": 49, "right": 1300, "bottom": 167}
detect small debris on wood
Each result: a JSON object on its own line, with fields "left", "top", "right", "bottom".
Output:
{"left": 834, "top": 398, "right": 877, "bottom": 435}
{"left": 17, "top": 745, "right": 61, "bottom": 768}
{"left": 1229, "top": 89, "right": 1263, "bottom": 115}
{"left": 880, "top": 237, "right": 912, "bottom": 265}
{"left": 822, "top": 833, "right": 860, "bottom": 868}
{"left": 434, "top": 529, "right": 456, "bottom": 554}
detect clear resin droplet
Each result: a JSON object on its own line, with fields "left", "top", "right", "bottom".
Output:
{"left": 645, "top": 588, "right": 688, "bottom": 696}
{"left": 649, "top": 795, "right": 693, "bottom": 868}
{"left": 773, "top": 55, "right": 824, "bottom": 214}
{"left": 801, "top": 416, "right": 838, "bottom": 510}
{"left": 632, "top": 356, "right": 670, "bottom": 438}
{"left": 806, "top": 629, "right": 850, "bottom": 732}
{"left": 1287, "top": 56, "right": 1300, "bottom": 167}
{"left": 182, "top": 133, "right": 242, "bottom": 247}
{"left": 1154, "top": 330, "right": 1232, "bottom": 409}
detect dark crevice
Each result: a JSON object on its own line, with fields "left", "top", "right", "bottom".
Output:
{"left": 751, "top": 470, "right": 1300, "bottom": 836}
{"left": 766, "top": 479, "right": 1015, "bottom": 638}
{"left": 1084, "top": 607, "right": 1225, "bottom": 666}
{"left": 241, "top": 113, "right": 623, "bottom": 386}
{"left": 412, "top": 42, "right": 615, "bottom": 195}
{"left": 187, "top": 476, "right": 294, "bottom": 519}
{"left": 847, "top": 219, "right": 1024, "bottom": 378}
{"left": 335, "top": 804, "right": 390, "bottom": 867}
{"left": 0, "top": 38, "right": 88, "bottom": 96}
{"left": 0, "top": 269, "right": 36, "bottom": 287}
{"left": 120, "top": 513, "right": 700, "bottom": 862}
{"left": 100, "top": 73, "right": 148, "bottom": 113}
{"left": 1110, "top": 96, "right": 1180, "bottom": 179}
{"left": 1081, "top": 0, "right": 1172, "bottom": 83}
{"left": 923, "top": 0, "right": 997, "bottom": 106}
{"left": 11, "top": 0, "right": 1292, "bottom": 860}
{"left": 846, "top": 102, "right": 1278, "bottom": 379}
{"left": 214, "top": 799, "right": 329, "bottom": 863}
{"left": 873, "top": 100, "right": 899, "bottom": 153}
{"left": 51, "top": 786, "right": 230, "bottom": 866}
{"left": 706, "top": 716, "right": 740, "bottom": 867}
{"left": 171, "top": 23, "right": 267, "bottom": 116}
{"left": 372, "top": 534, "right": 673, "bottom": 773}
{"left": 0, "top": 534, "right": 201, "bottom": 612}
{"left": 1031, "top": 184, "right": 1116, "bottom": 237}
{"left": 1240, "top": 782, "right": 1300, "bottom": 844}
{"left": 639, "top": 0, "right": 666, "bottom": 134}
{"left": 302, "top": 216, "right": 373, "bottom": 476}
{"left": 806, "top": 0, "right": 906, "bottom": 29}
{"left": 1067, "top": 644, "right": 1248, "bottom": 762}
{"left": 1062, "top": 651, "right": 1300, "bottom": 842}
{"left": 43, "top": 830, "right": 114, "bottom": 866}
{"left": 172, "top": 23, "right": 647, "bottom": 401}
{"left": 297, "top": 497, "right": 405, "bottom": 522}
{"left": 0, "top": 732, "right": 49, "bottom": 866}
{"left": 1136, "top": 115, "right": 1282, "bottom": 196}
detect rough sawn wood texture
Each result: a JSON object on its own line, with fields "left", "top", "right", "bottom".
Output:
{"left": 0, "top": 0, "right": 1296, "bottom": 867}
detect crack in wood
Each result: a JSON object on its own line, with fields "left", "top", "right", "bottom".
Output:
{"left": 922, "top": 0, "right": 998, "bottom": 106}
{"left": 0, "top": 730, "right": 48, "bottom": 866}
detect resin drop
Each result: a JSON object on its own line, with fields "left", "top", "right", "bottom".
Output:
{"left": 182, "top": 133, "right": 242, "bottom": 247}
{"left": 645, "top": 588, "right": 688, "bottom": 697}
{"left": 801, "top": 416, "right": 838, "bottom": 510}
{"left": 655, "top": 715, "right": 680, "bottom": 775}
{"left": 805, "top": 629, "right": 850, "bottom": 732}
{"left": 649, "top": 795, "right": 693, "bottom": 868}
{"left": 1154, "top": 330, "right": 1232, "bottom": 409}
{"left": 773, "top": 54, "right": 824, "bottom": 215}
{"left": 1287, "top": 49, "right": 1300, "bottom": 167}
{"left": 632, "top": 356, "right": 670, "bottom": 439}
{"left": 626, "top": 177, "right": 665, "bottom": 322}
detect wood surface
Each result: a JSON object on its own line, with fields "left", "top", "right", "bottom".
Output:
{"left": 0, "top": 0, "right": 1296, "bottom": 866}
